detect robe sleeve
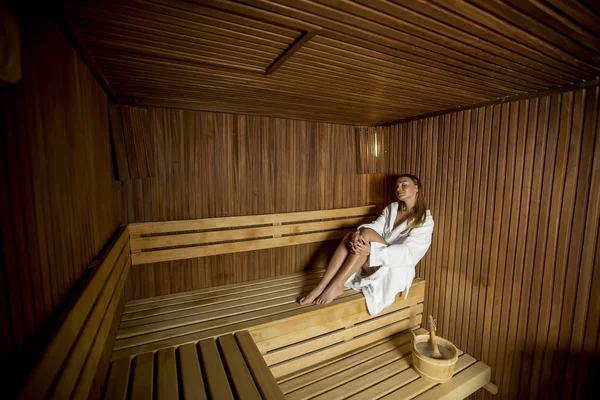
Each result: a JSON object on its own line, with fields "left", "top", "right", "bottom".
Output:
{"left": 369, "top": 213, "right": 434, "bottom": 268}
{"left": 357, "top": 204, "right": 390, "bottom": 236}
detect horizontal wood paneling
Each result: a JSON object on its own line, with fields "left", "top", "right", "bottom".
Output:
{"left": 385, "top": 85, "right": 600, "bottom": 399}
{"left": 123, "top": 108, "right": 384, "bottom": 299}
{"left": 0, "top": 15, "right": 122, "bottom": 397}
{"left": 60, "top": 0, "right": 600, "bottom": 124}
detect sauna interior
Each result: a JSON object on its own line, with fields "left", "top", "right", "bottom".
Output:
{"left": 1, "top": 1, "right": 599, "bottom": 399}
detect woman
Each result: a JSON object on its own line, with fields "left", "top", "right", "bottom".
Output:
{"left": 299, "top": 174, "right": 434, "bottom": 316}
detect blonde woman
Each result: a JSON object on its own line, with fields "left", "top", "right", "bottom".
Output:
{"left": 299, "top": 174, "right": 434, "bottom": 316}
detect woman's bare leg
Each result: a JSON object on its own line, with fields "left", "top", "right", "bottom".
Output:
{"left": 299, "top": 233, "right": 353, "bottom": 305}
{"left": 314, "top": 229, "right": 386, "bottom": 305}
{"left": 315, "top": 252, "right": 368, "bottom": 305}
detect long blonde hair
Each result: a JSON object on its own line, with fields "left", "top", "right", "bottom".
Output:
{"left": 398, "top": 174, "right": 428, "bottom": 232}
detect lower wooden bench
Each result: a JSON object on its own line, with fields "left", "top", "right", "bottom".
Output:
{"left": 105, "top": 331, "right": 284, "bottom": 400}
{"left": 105, "top": 271, "right": 494, "bottom": 399}
{"left": 277, "top": 329, "right": 491, "bottom": 400}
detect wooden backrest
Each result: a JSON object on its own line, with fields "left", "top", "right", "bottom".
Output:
{"left": 19, "top": 227, "right": 131, "bottom": 400}
{"left": 129, "top": 205, "right": 377, "bottom": 265}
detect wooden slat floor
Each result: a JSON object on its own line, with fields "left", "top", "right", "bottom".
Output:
{"left": 278, "top": 329, "right": 491, "bottom": 400}
{"left": 112, "top": 270, "right": 364, "bottom": 360}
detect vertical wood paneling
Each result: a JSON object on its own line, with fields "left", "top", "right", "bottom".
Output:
{"left": 110, "top": 104, "right": 155, "bottom": 180}
{"left": 385, "top": 86, "right": 600, "bottom": 399}
{"left": 123, "top": 109, "right": 384, "bottom": 299}
{"left": 0, "top": 15, "right": 121, "bottom": 396}
{"left": 562, "top": 87, "right": 600, "bottom": 399}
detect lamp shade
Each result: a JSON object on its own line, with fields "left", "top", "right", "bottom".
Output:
{"left": 356, "top": 126, "right": 384, "bottom": 174}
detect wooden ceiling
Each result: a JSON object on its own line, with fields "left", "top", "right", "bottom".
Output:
{"left": 61, "top": 0, "right": 600, "bottom": 125}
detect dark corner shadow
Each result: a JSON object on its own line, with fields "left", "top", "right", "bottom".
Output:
{"left": 509, "top": 349, "right": 599, "bottom": 397}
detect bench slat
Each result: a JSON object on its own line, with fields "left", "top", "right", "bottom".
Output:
{"left": 129, "top": 206, "right": 376, "bottom": 236}
{"left": 278, "top": 330, "right": 425, "bottom": 391}
{"left": 131, "top": 217, "right": 371, "bottom": 251}
{"left": 117, "top": 280, "right": 326, "bottom": 339}
{"left": 218, "top": 334, "right": 262, "bottom": 400}
{"left": 178, "top": 343, "right": 207, "bottom": 400}
{"left": 415, "top": 361, "right": 491, "bottom": 400}
{"left": 376, "top": 354, "right": 476, "bottom": 400}
{"left": 287, "top": 344, "right": 412, "bottom": 400}
{"left": 104, "top": 357, "right": 132, "bottom": 400}
{"left": 20, "top": 227, "right": 129, "bottom": 399}
{"left": 198, "top": 338, "right": 235, "bottom": 400}
{"left": 119, "top": 277, "right": 323, "bottom": 328}
{"left": 346, "top": 364, "right": 420, "bottom": 400}
{"left": 112, "top": 290, "right": 359, "bottom": 355}
{"left": 236, "top": 331, "right": 286, "bottom": 400}
{"left": 317, "top": 349, "right": 467, "bottom": 400}
{"left": 124, "top": 270, "right": 323, "bottom": 308}
{"left": 263, "top": 303, "right": 424, "bottom": 366}
{"left": 251, "top": 280, "right": 425, "bottom": 349}
{"left": 50, "top": 244, "right": 129, "bottom": 399}
{"left": 71, "top": 256, "right": 132, "bottom": 399}
{"left": 123, "top": 271, "right": 323, "bottom": 313}
{"left": 316, "top": 354, "right": 419, "bottom": 400}
{"left": 270, "top": 314, "right": 422, "bottom": 378}
{"left": 156, "top": 348, "right": 179, "bottom": 400}
{"left": 132, "top": 230, "right": 350, "bottom": 264}
{"left": 113, "top": 293, "right": 363, "bottom": 360}
{"left": 131, "top": 352, "right": 154, "bottom": 400}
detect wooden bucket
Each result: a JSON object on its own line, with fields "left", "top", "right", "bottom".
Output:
{"left": 411, "top": 316, "right": 459, "bottom": 383}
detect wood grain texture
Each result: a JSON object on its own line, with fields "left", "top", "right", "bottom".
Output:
{"left": 385, "top": 86, "right": 600, "bottom": 399}
{"left": 17, "top": 229, "right": 129, "bottom": 400}
{"left": 122, "top": 108, "right": 384, "bottom": 299}
{"left": 60, "top": 0, "right": 600, "bottom": 124}
{"left": 109, "top": 104, "right": 155, "bottom": 179}
{"left": 0, "top": 14, "right": 122, "bottom": 398}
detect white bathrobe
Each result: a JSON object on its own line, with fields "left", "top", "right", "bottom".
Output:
{"left": 344, "top": 202, "right": 434, "bottom": 316}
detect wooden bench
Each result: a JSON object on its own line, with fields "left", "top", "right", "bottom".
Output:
{"left": 106, "top": 271, "right": 494, "bottom": 399}
{"left": 18, "top": 226, "right": 130, "bottom": 400}
{"left": 105, "top": 272, "right": 425, "bottom": 398}
{"left": 106, "top": 331, "right": 285, "bottom": 400}
{"left": 20, "top": 206, "right": 496, "bottom": 399}
{"left": 277, "top": 328, "right": 492, "bottom": 400}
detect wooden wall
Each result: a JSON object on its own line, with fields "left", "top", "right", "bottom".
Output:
{"left": 385, "top": 86, "right": 600, "bottom": 399}
{"left": 123, "top": 109, "right": 384, "bottom": 299}
{"left": 0, "top": 15, "right": 122, "bottom": 395}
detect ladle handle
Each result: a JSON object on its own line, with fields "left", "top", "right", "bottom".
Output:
{"left": 428, "top": 315, "right": 441, "bottom": 355}
{"left": 428, "top": 315, "right": 437, "bottom": 341}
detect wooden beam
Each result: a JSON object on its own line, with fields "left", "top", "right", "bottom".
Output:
{"left": 266, "top": 30, "right": 317, "bottom": 75}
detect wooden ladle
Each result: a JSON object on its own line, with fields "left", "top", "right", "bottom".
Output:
{"left": 428, "top": 315, "right": 443, "bottom": 359}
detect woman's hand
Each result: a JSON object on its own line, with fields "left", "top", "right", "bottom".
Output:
{"left": 350, "top": 235, "right": 370, "bottom": 256}
{"left": 349, "top": 232, "right": 361, "bottom": 253}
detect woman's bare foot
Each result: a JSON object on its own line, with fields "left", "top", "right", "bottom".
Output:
{"left": 314, "top": 284, "right": 344, "bottom": 305}
{"left": 298, "top": 286, "right": 325, "bottom": 305}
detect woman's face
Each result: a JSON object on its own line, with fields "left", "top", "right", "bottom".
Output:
{"left": 396, "top": 177, "right": 419, "bottom": 202}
